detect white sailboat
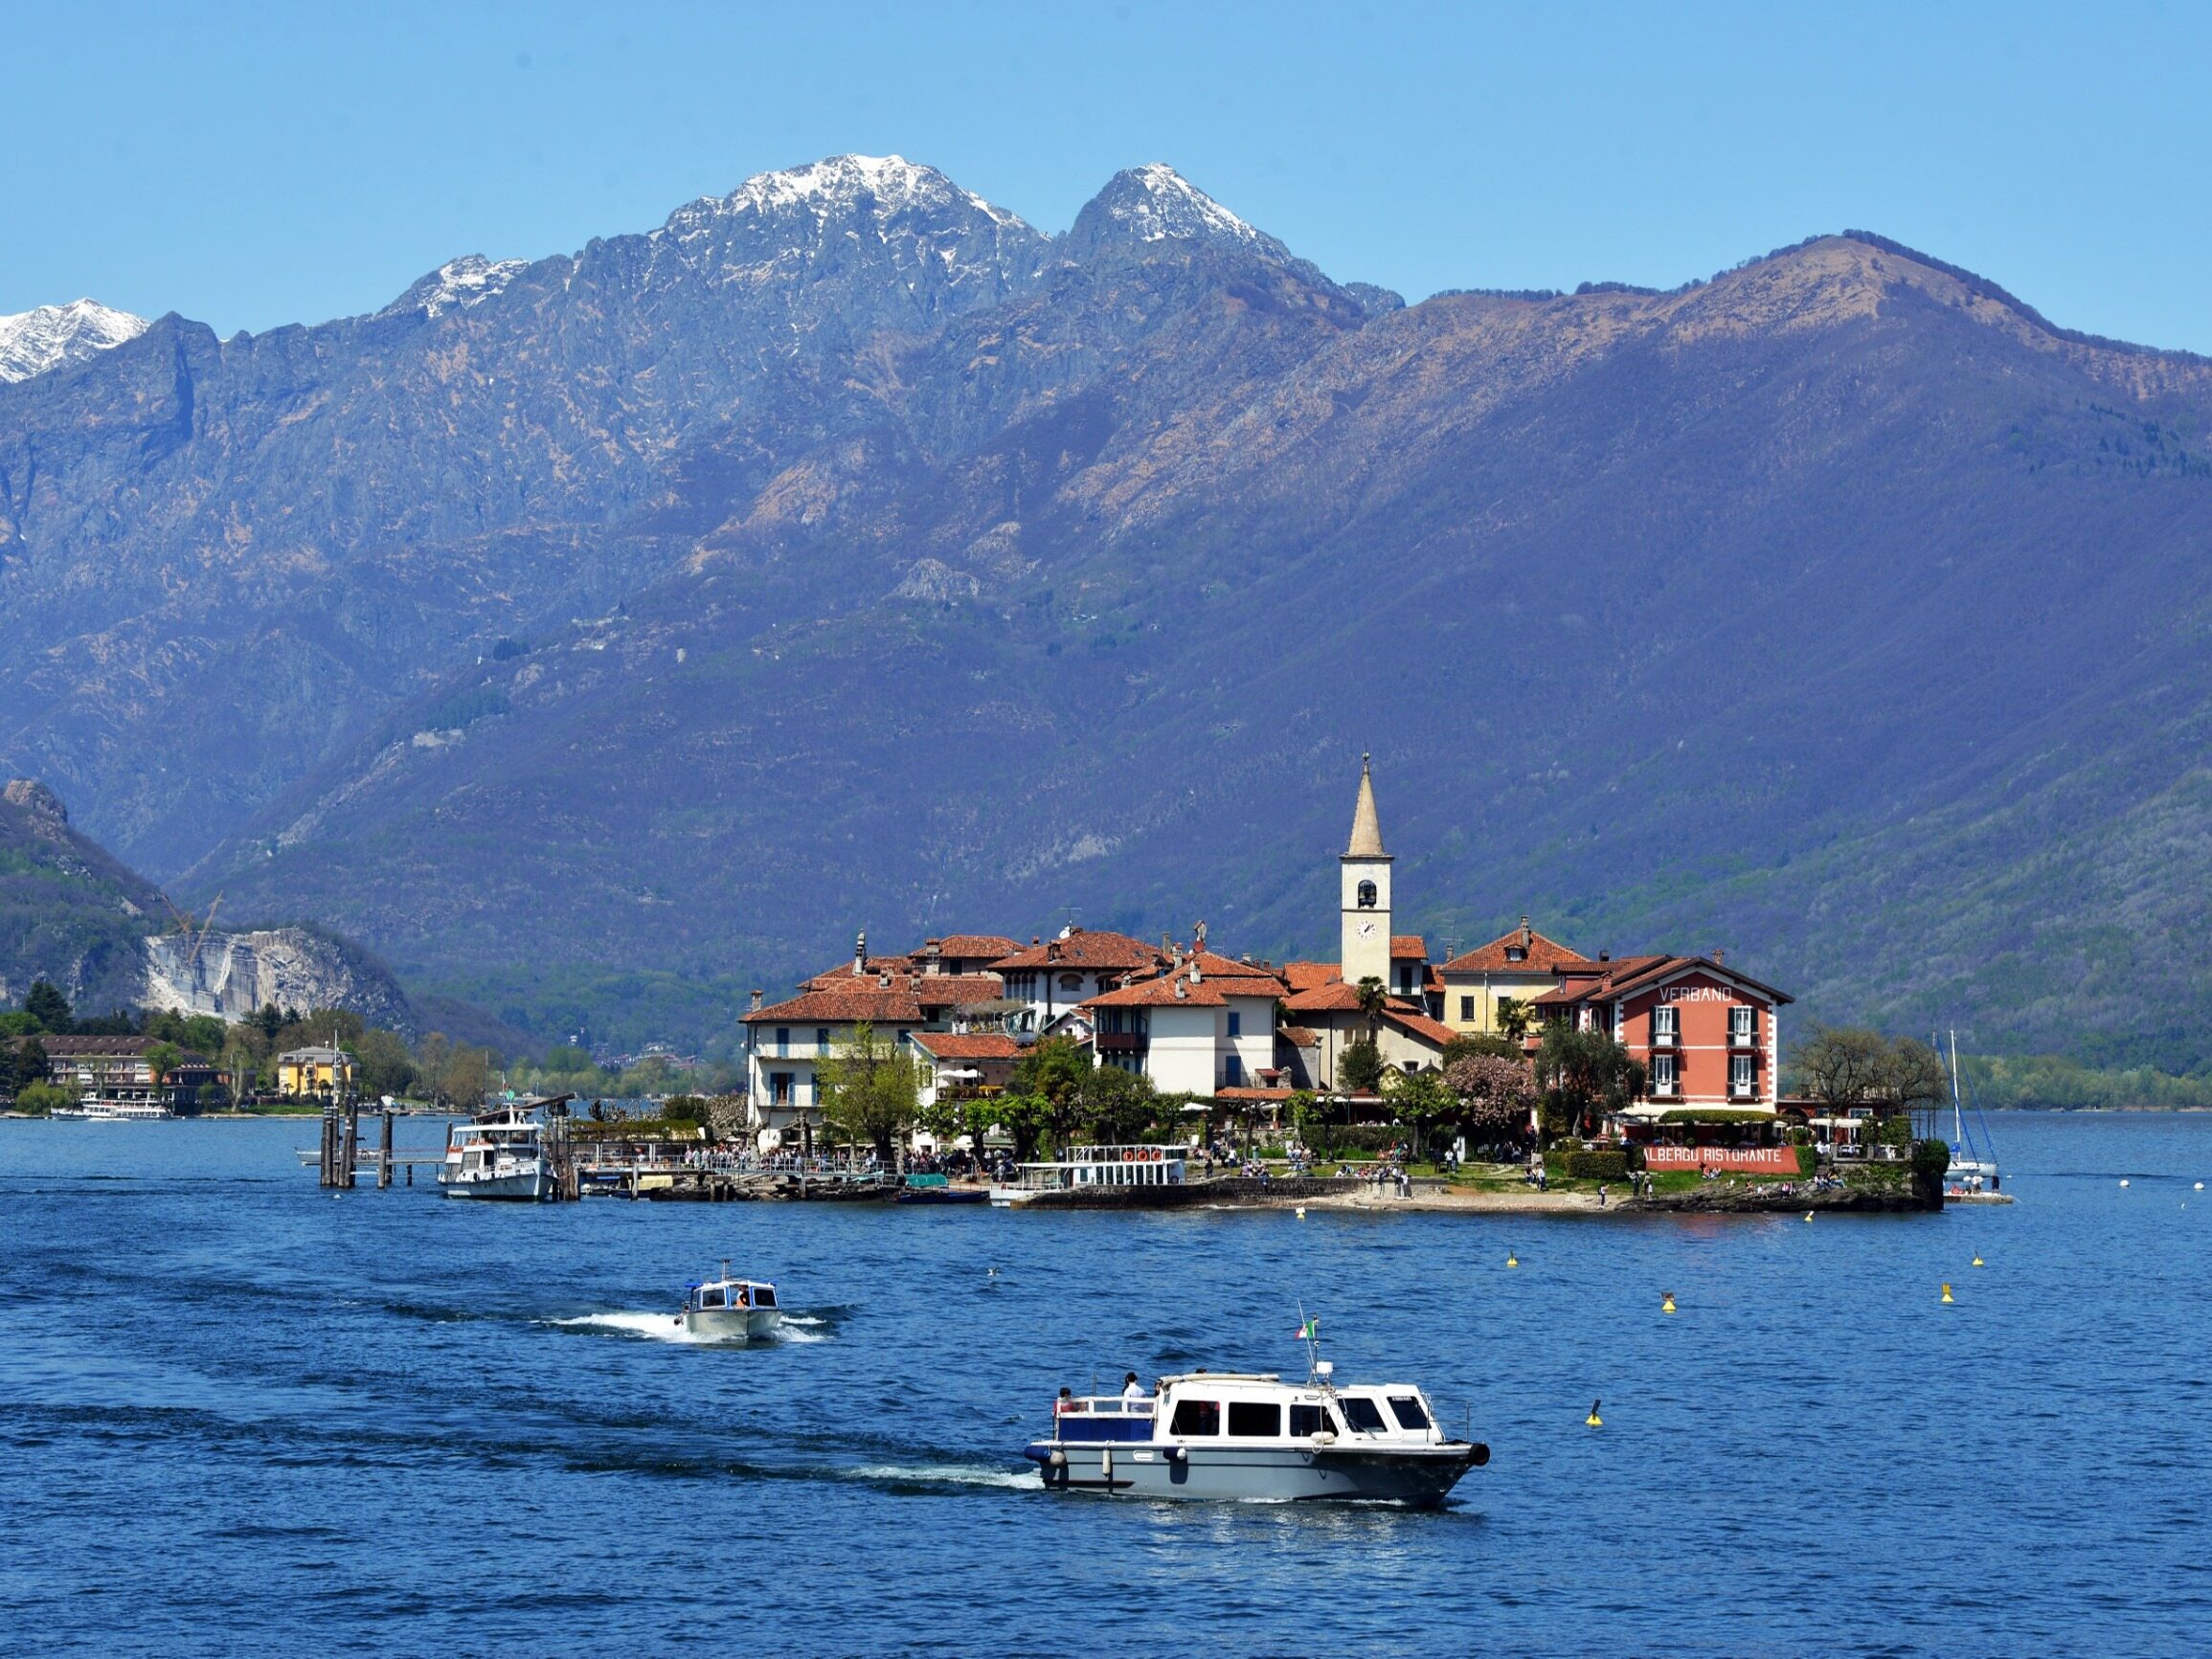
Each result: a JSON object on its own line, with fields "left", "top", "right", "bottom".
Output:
{"left": 1944, "top": 1030, "right": 2003, "bottom": 1199}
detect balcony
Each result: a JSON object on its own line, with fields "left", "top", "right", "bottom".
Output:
{"left": 1095, "top": 1032, "right": 1148, "bottom": 1055}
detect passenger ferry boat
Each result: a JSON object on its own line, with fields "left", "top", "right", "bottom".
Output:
{"left": 52, "top": 1099, "right": 174, "bottom": 1122}
{"left": 681, "top": 1264, "right": 781, "bottom": 1340}
{"left": 989, "top": 1143, "right": 1187, "bottom": 1206}
{"left": 439, "top": 1102, "right": 558, "bottom": 1200}
{"left": 1024, "top": 1342, "right": 1488, "bottom": 1504}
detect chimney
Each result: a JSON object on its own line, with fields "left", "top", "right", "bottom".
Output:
{"left": 749, "top": 988, "right": 763, "bottom": 1013}
{"left": 1190, "top": 962, "right": 1203, "bottom": 984}
{"left": 1598, "top": 949, "right": 1610, "bottom": 962}
{"left": 878, "top": 971, "right": 892, "bottom": 990}
{"left": 1520, "top": 915, "right": 1532, "bottom": 951}
{"left": 853, "top": 930, "right": 867, "bottom": 975}
{"left": 924, "top": 939, "right": 942, "bottom": 975}
{"left": 1714, "top": 948, "right": 1726, "bottom": 967}
{"left": 1174, "top": 979, "right": 1188, "bottom": 1000}
{"left": 1047, "top": 940, "right": 1061, "bottom": 963}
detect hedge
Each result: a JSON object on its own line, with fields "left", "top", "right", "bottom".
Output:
{"left": 1544, "top": 1148, "right": 1630, "bottom": 1181}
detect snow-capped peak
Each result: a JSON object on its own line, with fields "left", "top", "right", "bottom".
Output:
{"left": 1098, "top": 164, "right": 1263, "bottom": 246}
{"left": 377, "top": 255, "right": 529, "bottom": 321}
{"left": 0, "top": 299, "right": 150, "bottom": 384}
{"left": 664, "top": 153, "right": 1030, "bottom": 238}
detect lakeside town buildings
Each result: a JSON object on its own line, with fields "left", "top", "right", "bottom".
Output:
{"left": 740, "top": 757, "right": 1793, "bottom": 1148}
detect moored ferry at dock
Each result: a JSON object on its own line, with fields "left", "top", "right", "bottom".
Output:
{"left": 1024, "top": 1356, "right": 1488, "bottom": 1504}
{"left": 439, "top": 1101, "right": 562, "bottom": 1200}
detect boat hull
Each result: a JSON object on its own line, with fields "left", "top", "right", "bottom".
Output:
{"left": 440, "top": 1168, "right": 555, "bottom": 1200}
{"left": 1024, "top": 1440, "right": 1483, "bottom": 1505}
{"left": 682, "top": 1307, "right": 782, "bottom": 1341}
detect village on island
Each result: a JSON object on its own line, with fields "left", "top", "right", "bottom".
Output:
{"left": 6, "top": 761, "right": 1973, "bottom": 1213}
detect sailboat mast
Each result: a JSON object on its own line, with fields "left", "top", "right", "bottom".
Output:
{"left": 1948, "top": 1029, "right": 1965, "bottom": 1147}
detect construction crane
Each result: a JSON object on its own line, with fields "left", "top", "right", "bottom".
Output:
{"left": 159, "top": 892, "right": 226, "bottom": 978}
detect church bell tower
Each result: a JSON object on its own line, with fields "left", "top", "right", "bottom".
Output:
{"left": 1340, "top": 754, "right": 1392, "bottom": 988}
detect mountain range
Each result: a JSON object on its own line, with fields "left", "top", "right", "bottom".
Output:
{"left": 4, "top": 155, "right": 2210, "bottom": 1067}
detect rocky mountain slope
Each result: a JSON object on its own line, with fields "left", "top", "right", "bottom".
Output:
{"left": 7, "top": 158, "right": 2212, "bottom": 1065}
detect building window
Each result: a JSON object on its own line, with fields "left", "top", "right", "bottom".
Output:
{"left": 770, "top": 1071, "right": 793, "bottom": 1105}
{"left": 1460, "top": 995, "right": 1475, "bottom": 1021}
{"left": 1357, "top": 880, "right": 1377, "bottom": 908}
{"left": 1506, "top": 946, "right": 1525, "bottom": 962}
{"left": 775, "top": 1026, "right": 789, "bottom": 1057}
{"left": 1652, "top": 1005, "right": 1679, "bottom": 1047}
{"left": 1224, "top": 1056, "right": 1243, "bottom": 1087}
{"left": 816, "top": 1027, "right": 831, "bottom": 1055}
{"left": 1730, "top": 1053, "right": 1755, "bottom": 1097}
{"left": 1651, "top": 1053, "right": 1679, "bottom": 1096}
{"left": 1729, "top": 1005, "right": 1757, "bottom": 1046}
{"left": 1227, "top": 1011, "right": 1241, "bottom": 1038}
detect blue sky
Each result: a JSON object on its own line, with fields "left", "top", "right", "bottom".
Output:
{"left": 5, "top": 0, "right": 2208, "bottom": 350}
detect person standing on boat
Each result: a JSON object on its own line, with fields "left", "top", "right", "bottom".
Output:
{"left": 1122, "top": 1372, "right": 1145, "bottom": 1401}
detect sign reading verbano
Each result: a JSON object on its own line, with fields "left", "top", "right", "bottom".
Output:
{"left": 1643, "top": 1146, "right": 1796, "bottom": 1172}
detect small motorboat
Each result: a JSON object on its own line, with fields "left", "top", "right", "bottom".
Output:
{"left": 681, "top": 1263, "right": 781, "bottom": 1341}
{"left": 1023, "top": 1327, "right": 1488, "bottom": 1505}
{"left": 894, "top": 1173, "right": 987, "bottom": 1205}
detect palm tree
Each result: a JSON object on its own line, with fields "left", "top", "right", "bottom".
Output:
{"left": 1355, "top": 975, "right": 1388, "bottom": 1044}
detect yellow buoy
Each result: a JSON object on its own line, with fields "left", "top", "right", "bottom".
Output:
{"left": 1295, "top": 1206, "right": 1306, "bottom": 1221}
{"left": 2120, "top": 1178, "right": 2130, "bottom": 1188}
{"left": 1660, "top": 1292, "right": 1676, "bottom": 1314}
{"left": 1506, "top": 1253, "right": 1519, "bottom": 1268}
{"left": 1941, "top": 1283, "right": 1954, "bottom": 1304}
{"left": 1972, "top": 1254, "right": 1983, "bottom": 1267}
{"left": 1804, "top": 1211, "right": 1814, "bottom": 1222}
{"left": 1586, "top": 1399, "right": 1602, "bottom": 1427}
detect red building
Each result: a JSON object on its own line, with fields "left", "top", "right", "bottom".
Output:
{"left": 1531, "top": 953, "right": 1793, "bottom": 1110}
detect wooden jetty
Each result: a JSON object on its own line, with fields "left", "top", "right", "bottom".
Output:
{"left": 314, "top": 1102, "right": 444, "bottom": 1189}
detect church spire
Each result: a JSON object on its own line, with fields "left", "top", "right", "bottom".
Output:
{"left": 1346, "top": 753, "right": 1386, "bottom": 857}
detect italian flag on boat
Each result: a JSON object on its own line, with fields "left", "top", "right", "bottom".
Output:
{"left": 1297, "top": 1316, "right": 1320, "bottom": 1339}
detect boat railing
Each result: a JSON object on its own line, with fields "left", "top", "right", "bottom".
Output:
{"left": 1056, "top": 1396, "right": 1157, "bottom": 1418}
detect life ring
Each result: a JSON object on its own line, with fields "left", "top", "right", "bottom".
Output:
{"left": 1122, "top": 1149, "right": 1135, "bottom": 1162}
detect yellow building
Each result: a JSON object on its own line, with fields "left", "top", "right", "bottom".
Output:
{"left": 277, "top": 1045, "right": 356, "bottom": 1099}
{"left": 1438, "top": 918, "right": 1592, "bottom": 1035}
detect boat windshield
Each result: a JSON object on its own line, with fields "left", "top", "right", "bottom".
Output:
{"left": 699, "top": 1288, "right": 726, "bottom": 1309}
{"left": 1339, "top": 1396, "right": 1388, "bottom": 1433}
{"left": 1388, "top": 1395, "right": 1431, "bottom": 1431}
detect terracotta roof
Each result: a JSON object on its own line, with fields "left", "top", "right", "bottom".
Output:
{"left": 1390, "top": 935, "right": 1428, "bottom": 960}
{"left": 907, "top": 1032, "right": 1023, "bottom": 1060}
{"left": 1440, "top": 922, "right": 1593, "bottom": 975}
{"left": 1217, "top": 1087, "right": 1295, "bottom": 1102}
{"left": 1282, "top": 961, "right": 1342, "bottom": 993}
{"left": 1082, "top": 974, "right": 1228, "bottom": 1008}
{"left": 744, "top": 987, "right": 926, "bottom": 1024}
{"left": 992, "top": 929, "right": 1165, "bottom": 972}
{"left": 1589, "top": 954, "right": 1794, "bottom": 1005}
{"left": 1381, "top": 1008, "right": 1456, "bottom": 1048}
{"left": 925, "top": 934, "right": 1021, "bottom": 959}
{"left": 1278, "top": 1026, "right": 1320, "bottom": 1047}
{"left": 909, "top": 974, "right": 1006, "bottom": 1005}
{"left": 1281, "top": 982, "right": 1426, "bottom": 1016}
{"left": 801, "top": 956, "right": 914, "bottom": 989}
{"left": 1186, "top": 951, "right": 1286, "bottom": 991}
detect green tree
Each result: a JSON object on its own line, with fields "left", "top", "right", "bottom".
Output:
{"left": 441, "top": 1045, "right": 491, "bottom": 1110}
{"left": 11, "top": 1035, "right": 50, "bottom": 1096}
{"left": 145, "top": 1042, "right": 184, "bottom": 1099}
{"left": 1789, "top": 1024, "right": 1893, "bottom": 1109}
{"left": 1011, "top": 1036, "right": 1089, "bottom": 1155}
{"left": 14, "top": 1080, "right": 74, "bottom": 1115}
{"left": 1495, "top": 997, "right": 1533, "bottom": 1043}
{"left": 1383, "top": 1066, "right": 1456, "bottom": 1158}
{"left": 24, "top": 979, "right": 72, "bottom": 1035}
{"left": 817, "top": 1021, "right": 921, "bottom": 1163}
{"left": 1354, "top": 976, "right": 1388, "bottom": 1042}
{"left": 350, "top": 1027, "right": 418, "bottom": 1100}
{"left": 1338, "top": 1038, "right": 1384, "bottom": 1094}
{"left": 1441, "top": 1032, "right": 1519, "bottom": 1065}
{"left": 1535, "top": 1024, "right": 1646, "bottom": 1139}
{"left": 1077, "top": 1065, "right": 1159, "bottom": 1145}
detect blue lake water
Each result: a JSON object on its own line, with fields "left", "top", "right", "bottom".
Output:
{"left": 2, "top": 1111, "right": 2207, "bottom": 1655}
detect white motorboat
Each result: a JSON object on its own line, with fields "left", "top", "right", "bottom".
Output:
{"left": 680, "top": 1264, "right": 781, "bottom": 1341}
{"left": 1024, "top": 1334, "right": 1488, "bottom": 1505}
{"left": 439, "top": 1103, "right": 557, "bottom": 1200}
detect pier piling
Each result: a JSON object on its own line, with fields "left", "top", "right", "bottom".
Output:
{"left": 378, "top": 1110, "right": 395, "bottom": 1189}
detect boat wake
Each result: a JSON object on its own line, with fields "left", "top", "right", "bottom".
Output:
{"left": 546, "top": 1311, "right": 828, "bottom": 1345}
{"left": 846, "top": 1462, "right": 1035, "bottom": 1491}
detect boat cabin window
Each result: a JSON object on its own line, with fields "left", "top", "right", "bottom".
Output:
{"left": 754, "top": 1287, "right": 776, "bottom": 1308}
{"left": 700, "top": 1288, "right": 726, "bottom": 1309}
{"left": 1289, "top": 1403, "right": 1339, "bottom": 1438}
{"left": 1228, "top": 1401, "right": 1280, "bottom": 1437}
{"left": 1170, "top": 1399, "right": 1221, "bottom": 1437}
{"left": 1388, "top": 1396, "right": 1431, "bottom": 1431}
{"left": 1339, "top": 1396, "right": 1388, "bottom": 1433}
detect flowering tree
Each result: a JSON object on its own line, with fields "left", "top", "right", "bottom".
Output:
{"left": 1446, "top": 1053, "right": 1537, "bottom": 1140}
